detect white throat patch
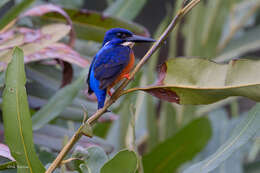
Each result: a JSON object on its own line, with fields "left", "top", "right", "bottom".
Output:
{"left": 121, "top": 42, "right": 135, "bottom": 48}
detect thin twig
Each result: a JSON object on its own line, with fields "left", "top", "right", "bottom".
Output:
{"left": 45, "top": 1, "right": 201, "bottom": 172}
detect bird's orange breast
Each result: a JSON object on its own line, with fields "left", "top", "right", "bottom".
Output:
{"left": 108, "top": 50, "right": 135, "bottom": 89}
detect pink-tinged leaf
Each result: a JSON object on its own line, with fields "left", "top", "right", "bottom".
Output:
{"left": 0, "top": 143, "right": 15, "bottom": 161}
{"left": 24, "top": 43, "right": 89, "bottom": 68}
{"left": 20, "top": 4, "right": 75, "bottom": 46}
{"left": 0, "top": 29, "right": 16, "bottom": 45}
{"left": 0, "top": 27, "right": 42, "bottom": 50}
{"left": 0, "top": 23, "right": 71, "bottom": 71}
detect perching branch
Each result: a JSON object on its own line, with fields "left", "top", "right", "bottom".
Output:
{"left": 45, "top": 0, "right": 202, "bottom": 172}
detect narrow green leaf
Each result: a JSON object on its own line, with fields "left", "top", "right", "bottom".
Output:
{"left": 216, "top": 25, "right": 260, "bottom": 62}
{"left": 2, "top": 47, "right": 45, "bottom": 173}
{"left": 183, "top": 103, "right": 260, "bottom": 173}
{"left": 0, "top": 0, "right": 34, "bottom": 30}
{"left": 183, "top": 2, "right": 206, "bottom": 56}
{"left": 168, "top": 0, "right": 183, "bottom": 57}
{"left": 101, "top": 150, "right": 137, "bottom": 173}
{"left": 218, "top": 0, "right": 260, "bottom": 51}
{"left": 41, "top": 9, "right": 150, "bottom": 42}
{"left": 145, "top": 5, "right": 173, "bottom": 150}
{"left": 195, "top": 109, "right": 245, "bottom": 173}
{"left": 104, "top": 0, "right": 147, "bottom": 20}
{"left": 0, "top": 161, "right": 16, "bottom": 170}
{"left": 32, "top": 67, "right": 89, "bottom": 130}
{"left": 0, "top": 0, "right": 11, "bottom": 8}
{"left": 33, "top": 124, "right": 113, "bottom": 153}
{"left": 143, "top": 117, "right": 211, "bottom": 173}
{"left": 159, "top": 102, "right": 177, "bottom": 140}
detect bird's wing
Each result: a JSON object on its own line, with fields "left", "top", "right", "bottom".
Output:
{"left": 94, "top": 46, "right": 130, "bottom": 90}
{"left": 86, "top": 55, "right": 97, "bottom": 94}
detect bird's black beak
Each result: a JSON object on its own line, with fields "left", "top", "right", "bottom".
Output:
{"left": 125, "top": 34, "right": 156, "bottom": 43}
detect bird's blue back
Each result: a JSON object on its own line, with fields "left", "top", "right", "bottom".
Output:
{"left": 88, "top": 41, "right": 131, "bottom": 109}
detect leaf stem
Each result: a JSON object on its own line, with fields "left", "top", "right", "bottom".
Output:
{"left": 45, "top": 1, "right": 201, "bottom": 172}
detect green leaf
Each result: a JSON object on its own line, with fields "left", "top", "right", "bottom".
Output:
{"left": 0, "top": 0, "right": 34, "bottom": 30}
{"left": 159, "top": 102, "right": 177, "bottom": 140}
{"left": 33, "top": 124, "right": 113, "bottom": 153}
{"left": 32, "top": 67, "right": 89, "bottom": 130}
{"left": 183, "top": 2, "right": 206, "bottom": 56}
{"left": 48, "top": 0, "right": 83, "bottom": 9}
{"left": 218, "top": 0, "right": 260, "bottom": 51}
{"left": 0, "top": 0, "right": 11, "bottom": 8}
{"left": 183, "top": 103, "right": 260, "bottom": 173}
{"left": 84, "top": 146, "right": 108, "bottom": 173}
{"left": 129, "top": 58, "right": 260, "bottom": 105}
{"left": 142, "top": 117, "right": 211, "bottom": 173}
{"left": 41, "top": 9, "right": 150, "bottom": 42}
{"left": 0, "top": 161, "right": 17, "bottom": 171}
{"left": 216, "top": 25, "right": 260, "bottom": 62}
{"left": 104, "top": 0, "right": 147, "bottom": 20}
{"left": 101, "top": 150, "right": 137, "bottom": 173}
{"left": 190, "top": 109, "right": 245, "bottom": 173}
{"left": 2, "top": 47, "right": 45, "bottom": 173}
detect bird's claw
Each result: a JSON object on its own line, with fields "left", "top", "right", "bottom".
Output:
{"left": 105, "top": 109, "right": 111, "bottom": 113}
{"left": 108, "top": 90, "right": 112, "bottom": 97}
{"left": 122, "top": 73, "right": 131, "bottom": 80}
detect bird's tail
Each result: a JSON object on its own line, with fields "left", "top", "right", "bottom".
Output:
{"left": 97, "top": 89, "right": 107, "bottom": 109}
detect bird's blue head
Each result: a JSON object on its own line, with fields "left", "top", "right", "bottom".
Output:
{"left": 102, "top": 28, "right": 155, "bottom": 46}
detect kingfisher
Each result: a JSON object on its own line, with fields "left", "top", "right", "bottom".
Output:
{"left": 87, "top": 28, "right": 155, "bottom": 109}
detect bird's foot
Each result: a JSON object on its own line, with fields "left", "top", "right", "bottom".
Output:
{"left": 108, "top": 90, "right": 112, "bottom": 97}
{"left": 105, "top": 109, "right": 111, "bottom": 113}
{"left": 108, "top": 88, "right": 116, "bottom": 97}
{"left": 122, "top": 73, "right": 131, "bottom": 80}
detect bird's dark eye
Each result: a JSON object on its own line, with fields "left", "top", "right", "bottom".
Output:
{"left": 116, "top": 32, "right": 127, "bottom": 39}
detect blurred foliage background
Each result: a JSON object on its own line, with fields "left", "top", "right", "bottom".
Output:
{"left": 0, "top": 0, "right": 260, "bottom": 173}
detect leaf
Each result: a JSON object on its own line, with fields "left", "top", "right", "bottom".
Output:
{"left": 0, "top": 0, "right": 34, "bottom": 31}
{"left": 84, "top": 146, "right": 108, "bottom": 173}
{"left": 218, "top": 0, "right": 260, "bottom": 51}
{"left": 127, "top": 58, "right": 260, "bottom": 105}
{"left": 142, "top": 117, "right": 211, "bottom": 173}
{"left": 32, "top": 67, "right": 89, "bottom": 130}
{"left": 0, "top": 0, "right": 11, "bottom": 8}
{"left": 104, "top": 0, "right": 147, "bottom": 20}
{"left": 41, "top": 8, "right": 150, "bottom": 42}
{"left": 101, "top": 150, "right": 137, "bottom": 173}
{"left": 2, "top": 47, "right": 45, "bottom": 173}
{"left": 48, "top": 0, "right": 84, "bottom": 9}
{"left": 0, "top": 24, "right": 71, "bottom": 71}
{"left": 32, "top": 124, "right": 113, "bottom": 153}
{"left": 20, "top": 4, "right": 75, "bottom": 46}
{"left": 185, "top": 109, "right": 245, "bottom": 173}
{"left": 216, "top": 25, "right": 260, "bottom": 62}
{"left": 183, "top": 103, "right": 260, "bottom": 173}
{"left": 24, "top": 43, "right": 88, "bottom": 67}
{"left": 0, "top": 161, "right": 17, "bottom": 170}
{"left": 0, "top": 143, "right": 15, "bottom": 161}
